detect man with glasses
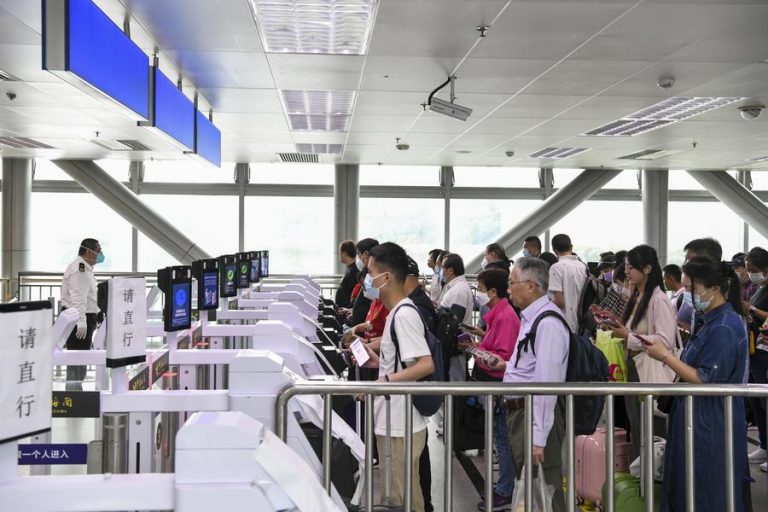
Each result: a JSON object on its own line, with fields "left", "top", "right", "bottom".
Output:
{"left": 488, "top": 257, "right": 570, "bottom": 512}
{"left": 61, "top": 238, "right": 103, "bottom": 390}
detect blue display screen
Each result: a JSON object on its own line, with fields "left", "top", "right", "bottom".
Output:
{"left": 201, "top": 271, "right": 218, "bottom": 309}
{"left": 67, "top": 0, "right": 149, "bottom": 119}
{"left": 170, "top": 282, "right": 190, "bottom": 329}
{"left": 260, "top": 251, "right": 270, "bottom": 278}
{"left": 154, "top": 68, "right": 195, "bottom": 150}
{"left": 196, "top": 111, "right": 222, "bottom": 167}
{"left": 250, "top": 258, "right": 260, "bottom": 283}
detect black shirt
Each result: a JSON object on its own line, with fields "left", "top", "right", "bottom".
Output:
{"left": 749, "top": 285, "right": 768, "bottom": 334}
{"left": 408, "top": 285, "right": 438, "bottom": 335}
{"left": 351, "top": 268, "right": 372, "bottom": 326}
{"left": 335, "top": 263, "right": 358, "bottom": 308}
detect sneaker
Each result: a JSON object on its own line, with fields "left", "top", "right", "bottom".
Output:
{"left": 761, "top": 462, "right": 767, "bottom": 473}
{"left": 748, "top": 447, "right": 767, "bottom": 463}
{"left": 477, "top": 493, "right": 512, "bottom": 512}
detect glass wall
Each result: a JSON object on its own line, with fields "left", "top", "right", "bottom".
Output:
{"left": 244, "top": 196, "right": 334, "bottom": 275}
{"left": 667, "top": 201, "right": 743, "bottom": 265}
{"left": 29, "top": 192, "right": 132, "bottom": 271}
{"left": 137, "top": 195, "right": 239, "bottom": 272}
{"left": 453, "top": 167, "right": 540, "bottom": 188}
{"left": 450, "top": 199, "right": 542, "bottom": 263}
{"left": 358, "top": 198, "right": 444, "bottom": 270}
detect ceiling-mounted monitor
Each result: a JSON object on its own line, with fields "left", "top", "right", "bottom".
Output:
{"left": 194, "top": 110, "right": 221, "bottom": 167}
{"left": 43, "top": 0, "right": 149, "bottom": 121}
{"left": 141, "top": 67, "right": 195, "bottom": 151}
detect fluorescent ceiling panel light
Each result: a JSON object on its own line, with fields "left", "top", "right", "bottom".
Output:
{"left": 250, "top": 0, "right": 376, "bottom": 55}
{"left": 529, "top": 147, "right": 589, "bottom": 159}
{"left": 279, "top": 90, "right": 355, "bottom": 116}
{"left": 0, "top": 137, "right": 54, "bottom": 149}
{"left": 288, "top": 114, "right": 349, "bottom": 131}
{"left": 279, "top": 152, "right": 320, "bottom": 163}
{"left": 296, "top": 143, "right": 343, "bottom": 154}
{"left": 585, "top": 96, "right": 745, "bottom": 137}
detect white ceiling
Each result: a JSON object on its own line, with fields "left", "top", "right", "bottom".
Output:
{"left": 0, "top": 0, "right": 768, "bottom": 170}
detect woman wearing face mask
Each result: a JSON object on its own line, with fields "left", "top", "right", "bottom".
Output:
{"left": 458, "top": 268, "right": 520, "bottom": 510}
{"left": 604, "top": 245, "right": 680, "bottom": 455}
{"left": 742, "top": 246, "right": 768, "bottom": 471}
{"left": 644, "top": 257, "right": 747, "bottom": 511}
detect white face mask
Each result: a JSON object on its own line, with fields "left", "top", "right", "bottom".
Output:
{"left": 522, "top": 248, "right": 530, "bottom": 258}
{"left": 481, "top": 257, "right": 489, "bottom": 270}
{"left": 355, "top": 258, "right": 365, "bottom": 271}
{"left": 749, "top": 272, "right": 765, "bottom": 285}
{"left": 476, "top": 291, "right": 491, "bottom": 307}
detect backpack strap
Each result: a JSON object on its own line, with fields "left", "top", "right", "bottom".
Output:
{"left": 389, "top": 303, "right": 428, "bottom": 372}
{"left": 514, "top": 309, "right": 571, "bottom": 368}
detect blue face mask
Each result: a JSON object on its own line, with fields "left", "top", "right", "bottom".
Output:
{"left": 95, "top": 252, "right": 105, "bottom": 264}
{"left": 363, "top": 272, "right": 388, "bottom": 300}
{"left": 682, "top": 291, "right": 693, "bottom": 305}
{"left": 693, "top": 290, "right": 713, "bottom": 313}
{"left": 603, "top": 271, "right": 613, "bottom": 283}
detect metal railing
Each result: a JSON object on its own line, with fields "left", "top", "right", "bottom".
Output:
{"left": 276, "top": 381, "right": 768, "bottom": 512}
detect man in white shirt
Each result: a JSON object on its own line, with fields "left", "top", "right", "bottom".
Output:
{"left": 489, "top": 257, "right": 570, "bottom": 512}
{"left": 439, "top": 253, "right": 474, "bottom": 381}
{"left": 361, "top": 242, "right": 434, "bottom": 512}
{"left": 548, "top": 233, "right": 588, "bottom": 333}
{"left": 60, "top": 238, "right": 103, "bottom": 390}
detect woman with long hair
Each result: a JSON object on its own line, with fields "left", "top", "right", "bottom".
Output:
{"left": 605, "top": 244, "right": 680, "bottom": 454}
{"left": 644, "top": 257, "right": 747, "bottom": 511}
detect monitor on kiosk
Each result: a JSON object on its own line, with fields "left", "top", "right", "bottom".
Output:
{"left": 192, "top": 259, "right": 219, "bottom": 311}
{"left": 248, "top": 251, "right": 261, "bottom": 283}
{"left": 157, "top": 266, "right": 192, "bottom": 332}
{"left": 219, "top": 255, "right": 237, "bottom": 298}
{"left": 260, "top": 250, "right": 270, "bottom": 278}
{"left": 236, "top": 252, "right": 251, "bottom": 289}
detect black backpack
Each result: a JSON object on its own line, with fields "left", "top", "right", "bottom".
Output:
{"left": 434, "top": 306, "right": 462, "bottom": 359}
{"left": 514, "top": 310, "right": 610, "bottom": 436}
{"left": 577, "top": 267, "right": 608, "bottom": 334}
{"left": 389, "top": 303, "right": 446, "bottom": 417}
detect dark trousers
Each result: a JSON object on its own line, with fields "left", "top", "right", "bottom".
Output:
{"left": 749, "top": 351, "right": 768, "bottom": 450}
{"left": 419, "top": 431, "right": 433, "bottom": 512}
{"left": 64, "top": 312, "right": 97, "bottom": 391}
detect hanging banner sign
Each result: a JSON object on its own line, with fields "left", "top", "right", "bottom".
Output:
{"left": 0, "top": 301, "right": 54, "bottom": 445}
{"left": 106, "top": 277, "right": 147, "bottom": 368}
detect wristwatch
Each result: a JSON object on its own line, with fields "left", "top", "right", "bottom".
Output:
{"left": 750, "top": 305, "right": 757, "bottom": 314}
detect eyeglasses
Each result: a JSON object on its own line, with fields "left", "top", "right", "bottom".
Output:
{"left": 508, "top": 280, "right": 532, "bottom": 286}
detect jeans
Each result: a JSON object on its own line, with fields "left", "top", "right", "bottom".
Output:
{"left": 494, "top": 405, "right": 515, "bottom": 498}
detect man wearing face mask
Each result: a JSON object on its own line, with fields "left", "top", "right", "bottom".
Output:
{"left": 730, "top": 252, "right": 757, "bottom": 302}
{"left": 482, "top": 243, "right": 511, "bottom": 271}
{"left": 743, "top": 246, "right": 768, "bottom": 471}
{"left": 439, "top": 253, "right": 475, "bottom": 381}
{"left": 677, "top": 238, "right": 723, "bottom": 335}
{"left": 60, "top": 238, "right": 103, "bottom": 391}
{"left": 596, "top": 252, "right": 615, "bottom": 283}
{"left": 523, "top": 236, "right": 542, "bottom": 258}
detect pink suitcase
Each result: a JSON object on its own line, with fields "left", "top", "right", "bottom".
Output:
{"left": 574, "top": 427, "right": 635, "bottom": 503}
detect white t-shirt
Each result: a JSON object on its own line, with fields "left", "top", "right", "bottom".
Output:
{"left": 374, "top": 298, "right": 431, "bottom": 437}
{"left": 548, "top": 255, "right": 588, "bottom": 333}
{"left": 439, "top": 275, "right": 474, "bottom": 325}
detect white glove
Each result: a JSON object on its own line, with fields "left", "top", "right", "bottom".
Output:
{"left": 75, "top": 320, "right": 87, "bottom": 340}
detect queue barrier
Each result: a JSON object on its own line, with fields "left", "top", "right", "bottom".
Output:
{"left": 276, "top": 381, "right": 768, "bottom": 512}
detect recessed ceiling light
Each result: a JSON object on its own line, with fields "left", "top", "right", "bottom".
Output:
{"left": 279, "top": 90, "right": 355, "bottom": 131}
{"left": 250, "top": 0, "right": 376, "bottom": 55}
{"left": 585, "top": 96, "right": 745, "bottom": 136}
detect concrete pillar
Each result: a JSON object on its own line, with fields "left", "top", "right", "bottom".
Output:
{"left": 440, "top": 166, "right": 454, "bottom": 250}
{"left": 235, "top": 163, "right": 249, "bottom": 253}
{"left": 642, "top": 169, "right": 669, "bottom": 266}
{"left": 334, "top": 164, "right": 359, "bottom": 273}
{"left": 128, "top": 161, "right": 143, "bottom": 272}
{"left": 1, "top": 158, "right": 32, "bottom": 299}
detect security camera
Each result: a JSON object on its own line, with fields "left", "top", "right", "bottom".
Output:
{"left": 739, "top": 105, "right": 764, "bottom": 121}
{"left": 656, "top": 76, "right": 675, "bottom": 89}
{"left": 395, "top": 137, "right": 409, "bottom": 151}
{"left": 505, "top": 150, "right": 515, "bottom": 157}
{"left": 5, "top": 91, "right": 16, "bottom": 101}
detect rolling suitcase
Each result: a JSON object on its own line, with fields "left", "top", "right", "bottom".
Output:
{"left": 575, "top": 427, "right": 635, "bottom": 503}
{"left": 602, "top": 472, "right": 661, "bottom": 512}
{"left": 370, "top": 395, "right": 406, "bottom": 511}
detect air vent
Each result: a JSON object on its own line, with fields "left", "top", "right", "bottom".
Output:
{"left": 0, "top": 68, "right": 19, "bottom": 81}
{"left": 90, "top": 139, "right": 152, "bottom": 151}
{"left": 0, "top": 137, "right": 54, "bottom": 149}
{"left": 296, "top": 143, "right": 343, "bottom": 155}
{"left": 278, "top": 152, "right": 319, "bottom": 163}
{"left": 619, "top": 149, "right": 679, "bottom": 161}
{"left": 529, "top": 147, "right": 589, "bottom": 159}
{"left": 280, "top": 90, "right": 355, "bottom": 116}
{"left": 585, "top": 96, "right": 745, "bottom": 137}
{"left": 288, "top": 114, "right": 350, "bottom": 131}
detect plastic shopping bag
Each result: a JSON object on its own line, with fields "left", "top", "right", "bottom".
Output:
{"left": 595, "top": 330, "right": 628, "bottom": 383}
{"left": 510, "top": 464, "right": 554, "bottom": 512}
{"left": 629, "top": 436, "right": 666, "bottom": 482}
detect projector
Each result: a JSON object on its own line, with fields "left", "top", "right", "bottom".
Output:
{"left": 429, "top": 97, "right": 473, "bottom": 122}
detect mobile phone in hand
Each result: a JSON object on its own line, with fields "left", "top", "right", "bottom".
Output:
{"left": 635, "top": 334, "right": 653, "bottom": 346}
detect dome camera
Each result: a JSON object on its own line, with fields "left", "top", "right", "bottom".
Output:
{"left": 656, "top": 76, "right": 675, "bottom": 89}
{"left": 505, "top": 150, "right": 515, "bottom": 157}
{"left": 739, "top": 105, "right": 764, "bottom": 121}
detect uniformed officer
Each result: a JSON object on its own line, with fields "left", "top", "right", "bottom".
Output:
{"left": 61, "top": 238, "right": 103, "bottom": 390}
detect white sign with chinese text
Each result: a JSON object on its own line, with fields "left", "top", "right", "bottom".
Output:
{"left": 0, "top": 302, "right": 54, "bottom": 444}
{"left": 106, "top": 277, "right": 147, "bottom": 367}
